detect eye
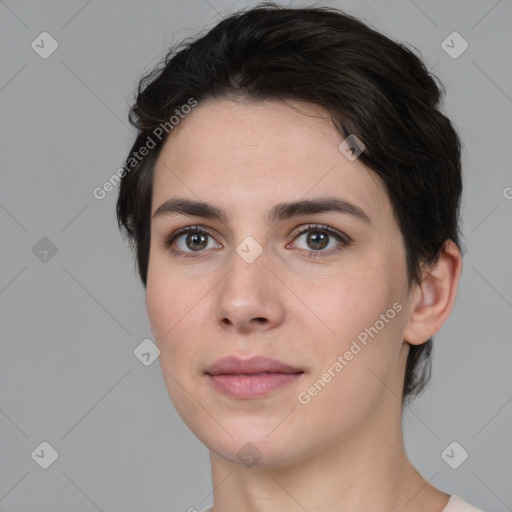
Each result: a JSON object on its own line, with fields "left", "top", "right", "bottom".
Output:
{"left": 288, "top": 224, "right": 351, "bottom": 259}
{"left": 163, "top": 226, "right": 221, "bottom": 258}
{"left": 163, "top": 223, "right": 351, "bottom": 259}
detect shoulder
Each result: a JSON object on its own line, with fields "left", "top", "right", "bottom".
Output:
{"left": 444, "top": 495, "right": 487, "bottom": 512}
{"left": 197, "top": 496, "right": 486, "bottom": 512}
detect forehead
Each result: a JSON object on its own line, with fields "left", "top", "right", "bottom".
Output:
{"left": 151, "top": 98, "right": 391, "bottom": 224}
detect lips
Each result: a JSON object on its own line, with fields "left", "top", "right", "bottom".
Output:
{"left": 205, "top": 356, "right": 304, "bottom": 399}
{"left": 205, "top": 355, "right": 303, "bottom": 376}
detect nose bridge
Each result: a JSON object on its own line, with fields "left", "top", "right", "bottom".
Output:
{"left": 224, "top": 236, "right": 271, "bottom": 299}
{"left": 215, "top": 235, "right": 285, "bottom": 330}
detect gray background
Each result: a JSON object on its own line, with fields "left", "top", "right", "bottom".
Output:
{"left": 1, "top": 0, "right": 511, "bottom": 511}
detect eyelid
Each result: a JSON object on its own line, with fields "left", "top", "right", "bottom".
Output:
{"left": 163, "top": 225, "right": 219, "bottom": 248}
{"left": 289, "top": 223, "right": 352, "bottom": 244}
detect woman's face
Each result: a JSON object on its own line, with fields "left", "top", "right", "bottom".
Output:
{"left": 146, "top": 98, "right": 415, "bottom": 467}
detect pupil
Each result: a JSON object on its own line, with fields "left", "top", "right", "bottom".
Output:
{"left": 188, "top": 233, "right": 207, "bottom": 251}
{"left": 308, "top": 232, "right": 327, "bottom": 250}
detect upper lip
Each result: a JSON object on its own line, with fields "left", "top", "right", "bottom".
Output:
{"left": 205, "top": 356, "right": 303, "bottom": 376}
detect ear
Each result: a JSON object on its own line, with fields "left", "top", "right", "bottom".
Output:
{"left": 403, "top": 239, "right": 463, "bottom": 345}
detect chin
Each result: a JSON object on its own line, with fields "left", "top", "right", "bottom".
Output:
{"left": 209, "top": 438, "right": 306, "bottom": 470}
{"left": 192, "top": 419, "right": 314, "bottom": 470}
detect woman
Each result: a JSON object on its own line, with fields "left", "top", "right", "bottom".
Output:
{"left": 116, "top": 3, "right": 484, "bottom": 511}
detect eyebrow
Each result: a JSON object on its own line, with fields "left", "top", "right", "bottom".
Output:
{"left": 153, "top": 196, "right": 371, "bottom": 225}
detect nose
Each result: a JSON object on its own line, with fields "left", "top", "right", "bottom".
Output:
{"left": 214, "top": 246, "right": 286, "bottom": 334}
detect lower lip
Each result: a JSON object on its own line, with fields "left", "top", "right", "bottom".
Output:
{"left": 207, "top": 372, "right": 303, "bottom": 398}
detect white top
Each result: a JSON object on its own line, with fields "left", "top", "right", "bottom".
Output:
{"left": 198, "top": 494, "right": 485, "bottom": 512}
{"left": 442, "top": 495, "right": 485, "bottom": 511}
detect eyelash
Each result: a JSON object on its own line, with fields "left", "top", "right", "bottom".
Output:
{"left": 163, "top": 224, "right": 352, "bottom": 260}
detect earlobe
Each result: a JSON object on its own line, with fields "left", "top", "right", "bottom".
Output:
{"left": 403, "top": 240, "right": 463, "bottom": 346}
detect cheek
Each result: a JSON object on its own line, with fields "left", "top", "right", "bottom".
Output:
{"left": 145, "top": 253, "right": 191, "bottom": 338}
{"left": 145, "top": 272, "right": 169, "bottom": 338}
{"left": 299, "top": 256, "right": 406, "bottom": 382}
{"left": 296, "top": 297, "right": 405, "bottom": 432}
{"left": 145, "top": 271, "right": 198, "bottom": 409}
{"left": 298, "top": 260, "right": 389, "bottom": 337}
{"left": 146, "top": 268, "right": 187, "bottom": 374}
{"left": 145, "top": 263, "right": 206, "bottom": 368}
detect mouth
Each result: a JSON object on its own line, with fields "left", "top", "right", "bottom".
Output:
{"left": 205, "top": 356, "right": 304, "bottom": 399}
{"left": 206, "top": 372, "right": 304, "bottom": 399}
{"left": 205, "top": 355, "right": 303, "bottom": 376}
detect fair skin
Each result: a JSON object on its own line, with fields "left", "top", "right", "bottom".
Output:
{"left": 146, "top": 98, "right": 463, "bottom": 512}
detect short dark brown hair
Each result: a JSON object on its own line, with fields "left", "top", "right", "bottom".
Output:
{"left": 116, "top": 2, "right": 464, "bottom": 404}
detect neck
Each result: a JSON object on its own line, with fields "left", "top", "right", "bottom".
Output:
{"left": 206, "top": 394, "right": 449, "bottom": 512}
